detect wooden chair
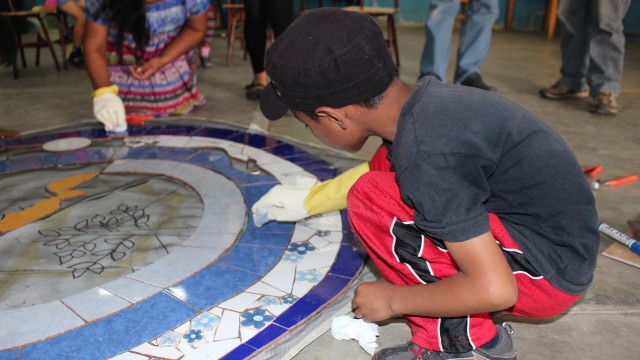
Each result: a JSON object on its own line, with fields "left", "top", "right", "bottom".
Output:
{"left": 1, "top": 0, "right": 69, "bottom": 78}
{"left": 222, "top": 1, "right": 245, "bottom": 66}
{"left": 455, "top": 0, "right": 469, "bottom": 22}
{"left": 343, "top": 0, "right": 401, "bottom": 67}
{"left": 505, "top": 0, "right": 558, "bottom": 40}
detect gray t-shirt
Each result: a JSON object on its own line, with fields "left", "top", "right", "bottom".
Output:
{"left": 390, "top": 77, "right": 599, "bottom": 294}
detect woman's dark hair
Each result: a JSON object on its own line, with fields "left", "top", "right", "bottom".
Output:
{"left": 95, "top": 0, "right": 149, "bottom": 63}
{"left": 0, "top": 15, "right": 18, "bottom": 66}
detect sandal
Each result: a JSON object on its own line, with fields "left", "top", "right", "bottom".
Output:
{"left": 245, "top": 81, "right": 266, "bottom": 101}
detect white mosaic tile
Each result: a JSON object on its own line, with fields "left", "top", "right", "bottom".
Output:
{"left": 215, "top": 310, "right": 240, "bottom": 341}
{"left": 100, "top": 277, "right": 162, "bottom": 303}
{"left": 130, "top": 342, "right": 184, "bottom": 359}
{"left": 296, "top": 243, "right": 340, "bottom": 271}
{"left": 261, "top": 262, "right": 296, "bottom": 294}
{"left": 246, "top": 281, "right": 287, "bottom": 297}
{"left": 0, "top": 301, "right": 84, "bottom": 349}
{"left": 109, "top": 352, "right": 150, "bottom": 360}
{"left": 219, "top": 292, "right": 262, "bottom": 312}
{"left": 61, "top": 287, "right": 131, "bottom": 321}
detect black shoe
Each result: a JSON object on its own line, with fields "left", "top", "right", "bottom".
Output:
{"left": 245, "top": 81, "right": 266, "bottom": 101}
{"left": 461, "top": 74, "right": 496, "bottom": 92}
{"left": 68, "top": 48, "right": 83, "bottom": 67}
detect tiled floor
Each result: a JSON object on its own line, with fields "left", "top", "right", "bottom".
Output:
{"left": 1, "top": 22, "right": 639, "bottom": 359}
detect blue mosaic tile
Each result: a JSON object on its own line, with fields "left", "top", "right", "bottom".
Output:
{"left": 19, "top": 293, "right": 196, "bottom": 360}
{"left": 185, "top": 150, "right": 234, "bottom": 172}
{"left": 137, "top": 146, "right": 199, "bottom": 162}
{"left": 55, "top": 150, "right": 94, "bottom": 166}
{"left": 329, "top": 243, "right": 368, "bottom": 278}
{"left": 244, "top": 323, "right": 288, "bottom": 350}
{"left": 0, "top": 349, "right": 19, "bottom": 360}
{"left": 170, "top": 264, "right": 262, "bottom": 311}
{"left": 218, "top": 244, "right": 285, "bottom": 274}
{"left": 221, "top": 344, "right": 258, "bottom": 360}
{"left": 239, "top": 230, "right": 293, "bottom": 248}
{"left": 4, "top": 155, "right": 43, "bottom": 173}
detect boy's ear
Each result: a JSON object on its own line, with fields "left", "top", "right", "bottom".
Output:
{"left": 315, "top": 106, "right": 348, "bottom": 130}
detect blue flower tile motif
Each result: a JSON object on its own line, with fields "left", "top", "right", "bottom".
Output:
{"left": 315, "top": 230, "right": 331, "bottom": 237}
{"left": 240, "top": 308, "right": 275, "bottom": 329}
{"left": 191, "top": 312, "right": 220, "bottom": 331}
{"left": 260, "top": 296, "right": 279, "bottom": 306}
{"left": 281, "top": 294, "right": 298, "bottom": 304}
{"left": 156, "top": 331, "right": 181, "bottom": 346}
{"left": 296, "top": 269, "right": 322, "bottom": 283}
{"left": 283, "top": 252, "right": 303, "bottom": 264}
{"left": 183, "top": 329, "right": 203, "bottom": 343}
{"left": 287, "top": 242, "right": 316, "bottom": 255}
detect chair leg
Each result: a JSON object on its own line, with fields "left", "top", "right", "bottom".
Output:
{"left": 226, "top": 11, "right": 237, "bottom": 66}
{"left": 34, "top": 16, "right": 61, "bottom": 70}
{"left": 56, "top": 14, "right": 68, "bottom": 69}
{"left": 505, "top": 0, "right": 514, "bottom": 31}
{"left": 544, "top": 0, "right": 558, "bottom": 40}
{"left": 387, "top": 15, "right": 399, "bottom": 67}
{"left": 12, "top": 60, "right": 19, "bottom": 79}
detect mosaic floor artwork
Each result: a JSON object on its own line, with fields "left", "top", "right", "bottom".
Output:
{"left": 0, "top": 120, "right": 367, "bottom": 360}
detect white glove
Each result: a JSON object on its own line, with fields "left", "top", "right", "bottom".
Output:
{"left": 251, "top": 184, "right": 312, "bottom": 227}
{"left": 93, "top": 92, "right": 127, "bottom": 132}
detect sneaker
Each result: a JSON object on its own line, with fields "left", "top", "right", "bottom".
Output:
{"left": 372, "top": 323, "right": 516, "bottom": 360}
{"left": 539, "top": 81, "right": 588, "bottom": 100}
{"left": 589, "top": 92, "right": 618, "bottom": 115}
{"left": 68, "top": 48, "right": 83, "bottom": 67}
{"left": 460, "top": 74, "right": 496, "bottom": 92}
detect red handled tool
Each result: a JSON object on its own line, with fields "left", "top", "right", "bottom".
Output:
{"left": 126, "top": 115, "right": 155, "bottom": 126}
{"left": 590, "top": 174, "right": 638, "bottom": 190}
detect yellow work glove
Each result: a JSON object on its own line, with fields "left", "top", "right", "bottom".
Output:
{"left": 92, "top": 85, "right": 127, "bottom": 132}
{"left": 251, "top": 162, "right": 370, "bottom": 227}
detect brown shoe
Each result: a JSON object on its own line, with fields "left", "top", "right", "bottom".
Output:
{"left": 540, "top": 81, "right": 589, "bottom": 100}
{"left": 589, "top": 92, "right": 618, "bottom": 115}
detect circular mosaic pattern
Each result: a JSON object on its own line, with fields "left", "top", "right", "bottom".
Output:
{"left": 0, "top": 122, "right": 366, "bottom": 360}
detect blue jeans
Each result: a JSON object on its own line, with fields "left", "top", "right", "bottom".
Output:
{"left": 557, "top": 0, "right": 631, "bottom": 96}
{"left": 419, "top": 0, "right": 498, "bottom": 83}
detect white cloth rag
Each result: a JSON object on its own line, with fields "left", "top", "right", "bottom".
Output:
{"left": 331, "top": 315, "right": 380, "bottom": 355}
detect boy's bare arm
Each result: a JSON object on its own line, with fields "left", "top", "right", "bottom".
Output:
{"left": 352, "top": 232, "right": 517, "bottom": 321}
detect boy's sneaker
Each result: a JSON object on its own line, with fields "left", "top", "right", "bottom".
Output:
{"left": 539, "top": 81, "right": 588, "bottom": 99}
{"left": 460, "top": 73, "right": 496, "bottom": 92}
{"left": 372, "top": 323, "right": 516, "bottom": 360}
{"left": 68, "top": 48, "right": 83, "bottom": 67}
{"left": 589, "top": 92, "right": 618, "bottom": 115}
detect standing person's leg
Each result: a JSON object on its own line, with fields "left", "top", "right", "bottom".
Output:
{"left": 454, "top": 0, "right": 498, "bottom": 90}
{"left": 266, "top": 0, "right": 294, "bottom": 38}
{"left": 540, "top": 0, "right": 590, "bottom": 99}
{"left": 243, "top": 0, "right": 269, "bottom": 99}
{"left": 59, "top": 0, "right": 86, "bottom": 66}
{"left": 587, "top": 0, "right": 631, "bottom": 115}
{"left": 419, "top": 0, "right": 459, "bottom": 81}
{"left": 199, "top": 3, "right": 216, "bottom": 68}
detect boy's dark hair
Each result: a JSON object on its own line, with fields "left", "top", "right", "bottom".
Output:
{"left": 298, "top": 93, "right": 385, "bottom": 121}
{"left": 260, "top": 8, "right": 397, "bottom": 121}
{"left": 93, "top": 0, "right": 149, "bottom": 63}
{"left": 0, "top": 15, "right": 18, "bottom": 66}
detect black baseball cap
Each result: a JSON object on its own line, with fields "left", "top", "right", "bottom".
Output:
{"left": 260, "top": 8, "right": 398, "bottom": 120}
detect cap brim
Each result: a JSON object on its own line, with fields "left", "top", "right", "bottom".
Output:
{"left": 260, "top": 84, "right": 289, "bottom": 121}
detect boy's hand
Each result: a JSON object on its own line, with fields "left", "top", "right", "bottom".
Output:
{"left": 352, "top": 279, "right": 398, "bottom": 322}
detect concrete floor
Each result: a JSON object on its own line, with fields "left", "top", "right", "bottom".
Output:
{"left": 1, "top": 24, "right": 639, "bottom": 359}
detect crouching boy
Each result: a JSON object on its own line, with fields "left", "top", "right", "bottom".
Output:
{"left": 253, "top": 8, "right": 599, "bottom": 360}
